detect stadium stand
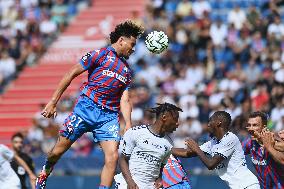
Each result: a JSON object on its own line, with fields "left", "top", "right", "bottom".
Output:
{"left": 0, "top": 0, "right": 144, "bottom": 145}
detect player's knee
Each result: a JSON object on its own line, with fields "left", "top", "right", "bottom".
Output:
{"left": 105, "top": 151, "right": 119, "bottom": 167}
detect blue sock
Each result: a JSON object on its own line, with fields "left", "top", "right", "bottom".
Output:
{"left": 98, "top": 185, "right": 110, "bottom": 189}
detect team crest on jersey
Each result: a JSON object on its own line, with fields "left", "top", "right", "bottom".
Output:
{"left": 81, "top": 52, "right": 91, "bottom": 62}
{"left": 107, "top": 55, "right": 115, "bottom": 62}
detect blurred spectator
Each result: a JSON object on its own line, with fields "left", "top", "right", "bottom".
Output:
{"left": 210, "top": 18, "right": 227, "bottom": 47}
{"left": 51, "top": 0, "right": 68, "bottom": 31}
{"left": 176, "top": 0, "right": 192, "bottom": 18}
{"left": 228, "top": 4, "right": 246, "bottom": 30}
{"left": 0, "top": 51, "right": 16, "bottom": 85}
{"left": 268, "top": 15, "right": 284, "bottom": 40}
{"left": 192, "top": 0, "right": 211, "bottom": 19}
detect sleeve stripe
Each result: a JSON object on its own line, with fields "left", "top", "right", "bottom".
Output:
{"left": 213, "top": 152, "right": 227, "bottom": 159}
{"left": 122, "top": 152, "right": 131, "bottom": 157}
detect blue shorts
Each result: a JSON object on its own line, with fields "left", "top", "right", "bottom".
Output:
{"left": 60, "top": 95, "right": 120, "bottom": 142}
{"left": 165, "top": 181, "right": 191, "bottom": 189}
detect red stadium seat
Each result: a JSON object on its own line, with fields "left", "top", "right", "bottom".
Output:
{"left": 0, "top": 0, "right": 145, "bottom": 145}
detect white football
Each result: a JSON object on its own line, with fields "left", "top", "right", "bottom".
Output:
{"left": 145, "top": 31, "right": 169, "bottom": 54}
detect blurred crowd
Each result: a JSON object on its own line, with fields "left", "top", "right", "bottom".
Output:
{"left": 17, "top": 0, "right": 284, "bottom": 158}
{"left": 0, "top": 0, "right": 89, "bottom": 92}
{"left": 128, "top": 0, "right": 284, "bottom": 148}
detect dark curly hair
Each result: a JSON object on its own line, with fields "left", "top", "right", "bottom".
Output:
{"left": 148, "top": 103, "right": 183, "bottom": 118}
{"left": 109, "top": 20, "right": 144, "bottom": 44}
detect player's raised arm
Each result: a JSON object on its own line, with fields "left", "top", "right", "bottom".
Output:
{"left": 42, "top": 63, "right": 86, "bottom": 118}
{"left": 120, "top": 90, "right": 132, "bottom": 134}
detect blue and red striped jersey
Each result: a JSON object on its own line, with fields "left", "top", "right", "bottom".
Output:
{"left": 162, "top": 155, "right": 190, "bottom": 188}
{"left": 242, "top": 137, "right": 284, "bottom": 189}
{"left": 79, "top": 46, "right": 132, "bottom": 112}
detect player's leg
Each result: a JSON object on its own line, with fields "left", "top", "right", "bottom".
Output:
{"left": 93, "top": 108, "right": 121, "bottom": 188}
{"left": 99, "top": 140, "right": 119, "bottom": 188}
{"left": 35, "top": 136, "right": 73, "bottom": 189}
{"left": 36, "top": 110, "right": 88, "bottom": 189}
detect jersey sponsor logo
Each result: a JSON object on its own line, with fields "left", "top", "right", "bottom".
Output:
{"left": 135, "top": 151, "right": 160, "bottom": 164}
{"left": 251, "top": 157, "right": 267, "bottom": 166}
{"left": 81, "top": 52, "right": 91, "bottom": 62}
{"left": 143, "top": 139, "right": 169, "bottom": 152}
{"left": 102, "top": 69, "right": 127, "bottom": 84}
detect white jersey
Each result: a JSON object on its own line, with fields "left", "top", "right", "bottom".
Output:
{"left": 115, "top": 125, "right": 173, "bottom": 189}
{"left": 200, "top": 132, "right": 259, "bottom": 189}
{"left": 0, "top": 144, "right": 21, "bottom": 189}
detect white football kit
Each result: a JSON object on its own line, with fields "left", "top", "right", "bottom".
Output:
{"left": 0, "top": 144, "right": 21, "bottom": 189}
{"left": 200, "top": 132, "right": 260, "bottom": 189}
{"left": 114, "top": 125, "right": 173, "bottom": 189}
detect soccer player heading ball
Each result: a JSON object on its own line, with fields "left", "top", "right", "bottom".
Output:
{"left": 35, "top": 20, "right": 144, "bottom": 189}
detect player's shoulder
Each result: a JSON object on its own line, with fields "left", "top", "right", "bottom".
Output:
{"left": 90, "top": 47, "right": 108, "bottom": 55}
{"left": 0, "top": 144, "right": 11, "bottom": 153}
{"left": 221, "top": 132, "right": 239, "bottom": 143}
{"left": 0, "top": 144, "right": 8, "bottom": 149}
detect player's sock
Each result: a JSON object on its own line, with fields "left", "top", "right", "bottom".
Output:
{"left": 43, "top": 160, "right": 55, "bottom": 175}
{"left": 98, "top": 185, "right": 110, "bottom": 189}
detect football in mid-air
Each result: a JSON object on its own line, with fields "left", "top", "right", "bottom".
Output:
{"left": 145, "top": 31, "right": 169, "bottom": 54}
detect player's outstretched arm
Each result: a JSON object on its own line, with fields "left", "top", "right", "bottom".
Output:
{"left": 186, "top": 139, "right": 224, "bottom": 170}
{"left": 120, "top": 90, "right": 132, "bottom": 134}
{"left": 42, "top": 64, "right": 85, "bottom": 118}
{"left": 171, "top": 147, "right": 197, "bottom": 158}
{"left": 119, "top": 154, "right": 139, "bottom": 189}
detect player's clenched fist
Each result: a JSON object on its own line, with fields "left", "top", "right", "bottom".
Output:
{"left": 41, "top": 101, "right": 57, "bottom": 118}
